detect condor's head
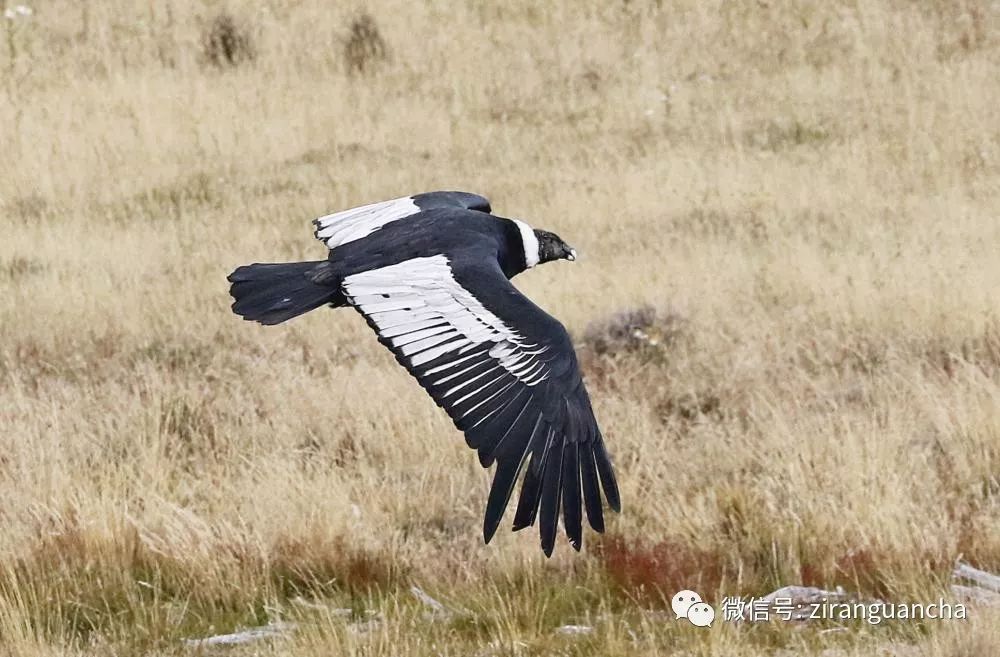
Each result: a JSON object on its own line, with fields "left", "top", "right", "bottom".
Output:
{"left": 533, "top": 229, "right": 577, "bottom": 264}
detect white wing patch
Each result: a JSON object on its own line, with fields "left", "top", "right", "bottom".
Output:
{"left": 342, "top": 256, "right": 551, "bottom": 392}
{"left": 313, "top": 196, "right": 420, "bottom": 249}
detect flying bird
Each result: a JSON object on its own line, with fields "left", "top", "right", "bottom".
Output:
{"left": 227, "top": 191, "right": 620, "bottom": 556}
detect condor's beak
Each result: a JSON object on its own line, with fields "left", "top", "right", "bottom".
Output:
{"left": 566, "top": 248, "right": 577, "bottom": 262}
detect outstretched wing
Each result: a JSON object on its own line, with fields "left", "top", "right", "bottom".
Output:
{"left": 341, "top": 254, "right": 620, "bottom": 556}
{"left": 313, "top": 191, "right": 491, "bottom": 250}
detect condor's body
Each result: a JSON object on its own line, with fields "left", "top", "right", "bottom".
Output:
{"left": 228, "top": 191, "right": 619, "bottom": 556}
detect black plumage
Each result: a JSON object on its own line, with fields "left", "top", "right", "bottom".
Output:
{"left": 227, "top": 191, "right": 620, "bottom": 555}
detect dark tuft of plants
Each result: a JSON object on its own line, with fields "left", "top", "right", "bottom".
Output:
{"left": 344, "top": 13, "right": 387, "bottom": 75}
{"left": 202, "top": 12, "right": 256, "bottom": 68}
{"left": 1, "top": 256, "right": 47, "bottom": 281}
{"left": 583, "top": 306, "right": 685, "bottom": 357}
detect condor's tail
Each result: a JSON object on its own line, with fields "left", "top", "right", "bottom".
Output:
{"left": 227, "top": 260, "right": 342, "bottom": 325}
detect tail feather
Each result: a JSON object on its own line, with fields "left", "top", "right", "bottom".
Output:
{"left": 228, "top": 260, "right": 340, "bottom": 325}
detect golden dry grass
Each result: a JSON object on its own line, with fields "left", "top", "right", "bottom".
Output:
{"left": 2, "top": 0, "right": 1000, "bottom": 654}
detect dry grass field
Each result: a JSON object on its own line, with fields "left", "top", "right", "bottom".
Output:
{"left": 2, "top": 0, "right": 1000, "bottom": 654}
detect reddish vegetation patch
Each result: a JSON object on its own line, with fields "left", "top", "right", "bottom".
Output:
{"left": 596, "top": 535, "right": 726, "bottom": 605}
{"left": 799, "top": 558, "right": 826, "bottom": 589}
{"left": 796, "top": 548, "right": 890, "bottom": 598}
{"left": 833, "top": 548, "right": 889, "bottom": 597}
{"left": 800, "top": 547, "right": 954, "bottom": 600}
{"left": 269, "top": 536, "right": 403, "bottom": 595}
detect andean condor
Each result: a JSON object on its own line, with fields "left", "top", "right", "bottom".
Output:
{"left": 227, "top": 191, "right": 620, "bottom": 556}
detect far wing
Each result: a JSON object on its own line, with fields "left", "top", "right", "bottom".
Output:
{"left": 313, "top": 191, "right": 491, "bottom": 250}
{"left": 341, "top": 254, "right": 620, "bottom": 555}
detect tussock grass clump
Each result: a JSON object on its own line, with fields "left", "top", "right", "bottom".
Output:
{"left": 344, "top": 14, "right": 387, "bottom": 75}
{"left": 1, "top": 512, "right": 405, "bottom": 649}
{"left": 202, "top": 12, "right": 256, "bottom": 68}
{"left": 1, "top": 517, "right": 260, "bottom": 647}
{"left": 4, "top": 193, "right": 48, "bottom": 221}
{"left": 744, "top": 118, "right": 830, "bottom": 152}
{"left": 582, "top": 306, "right": 686, "bottom": 358}
{"left": 0, "top": 255, "right": 46, "bottom": 281}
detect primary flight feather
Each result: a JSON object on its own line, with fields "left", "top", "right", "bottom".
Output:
{"left": 227, "top": 191, "right": 620, "bottom": 556}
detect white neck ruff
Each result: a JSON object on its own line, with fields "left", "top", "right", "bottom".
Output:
{"left": 512, "top": 219, "right": 540, "bottom": 268}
